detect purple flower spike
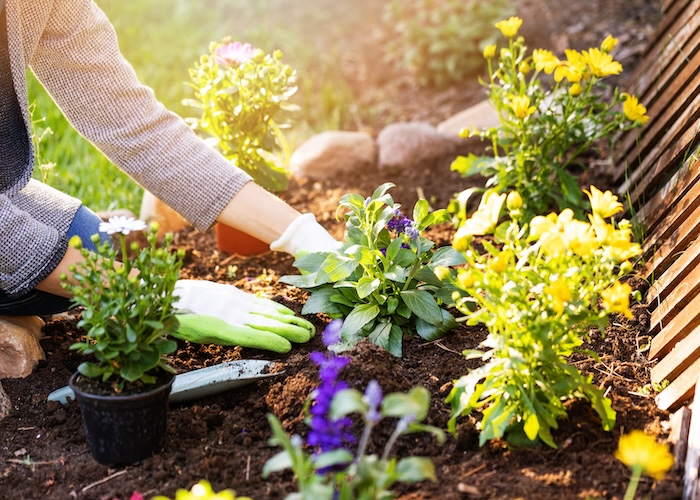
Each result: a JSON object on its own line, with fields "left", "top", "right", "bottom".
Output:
{"left": 364, "top": 380, "right": 383, "bottom": 424}
{"left": 322, "top": 319, "right": 343, "bottom": 347}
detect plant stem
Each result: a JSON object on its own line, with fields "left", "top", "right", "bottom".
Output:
{"left": 623, "top": 467, "right": 642, "bottom": 500}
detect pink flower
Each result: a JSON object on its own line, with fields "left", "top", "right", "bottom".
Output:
{"left": 128, "top": 492, "right": 144, "bottom": 500}
{"left": 214, "top": 42, "right": 256, "bottom": 66}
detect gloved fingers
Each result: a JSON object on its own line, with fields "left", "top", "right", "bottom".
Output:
{"left": 174, "top": 314, "right": 292, "bottom": 353}
{"left": 245, "top": 311, "right": 315, "bottom": 343}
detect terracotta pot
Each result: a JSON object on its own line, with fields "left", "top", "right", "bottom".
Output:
{"left": 214, "top": 223, "right": 270, "bottom": 256}
{"left": 69, "top": 372, "right": 175, "bottom": 465}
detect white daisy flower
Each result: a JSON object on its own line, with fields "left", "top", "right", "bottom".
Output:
{"left": 99, "top": 216, "right": 147, "bottom": 235}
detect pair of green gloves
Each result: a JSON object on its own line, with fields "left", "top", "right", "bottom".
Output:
{"left": 173, "top": 279, "right": 314, "bottom": 354}
{"left": 172, "top": 214, "right": 339, "bottom": 353}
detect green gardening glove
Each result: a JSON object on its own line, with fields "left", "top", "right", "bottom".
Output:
{"left": 172, "top": 280, "right": 316, "bottom": 353}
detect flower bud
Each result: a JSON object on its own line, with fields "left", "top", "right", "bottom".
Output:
{"left": 433, "top": 266, "right": 451, "bottom": 282}
{"left": 457, "top": 270, "right": 475, "bottom": 289}
{"left": 483, "top": 44, "right": 497, "bottom": 59}
{"left": 519, "top": 61, "right": 531, "bottom": 74}
{"left": 619, "top": 260, "right": 633, "bottom": 274}
{"left": 69, "top": 235, "right": 83, "bottom": 249}
{"left": 489, "top": 253, "right": 509, "bottom": 273}
{"left": 569, "top": 83, "right": 583, "bottom": 96}
{"left": 149, "top": 221, "right": 160, "bottom": 234}
{"left": 506, "top": 191, "right": 523, "bottom": 211}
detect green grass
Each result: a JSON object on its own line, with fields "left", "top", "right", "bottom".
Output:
{"left": 29, "top": 0, "right": 368, "bottom": 213}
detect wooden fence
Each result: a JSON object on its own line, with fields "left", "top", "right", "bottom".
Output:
{"left": 614, "top": 0, "right": 700, "bottom": 495}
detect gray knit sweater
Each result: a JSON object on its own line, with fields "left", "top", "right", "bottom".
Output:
{"left": 1, "top": 0, "right": 252, "bottom": 298}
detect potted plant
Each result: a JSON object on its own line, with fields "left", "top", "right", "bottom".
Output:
{"left": 185, "top": 39, "right": 297, "bottom": 255}
{"left": 62, "top": 216, "right": 185, "bottom": 465}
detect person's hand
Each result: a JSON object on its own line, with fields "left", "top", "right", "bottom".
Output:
{"left": 269, "top": 213, "right": 338, "bottom": 256}
{"left": 172, "top": 280, "right": 315, "bottom": 353}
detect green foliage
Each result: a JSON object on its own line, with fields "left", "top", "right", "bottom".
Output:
{"left": 184, "top": 39, "right": 298, "bottom": 192}
{"left": 280, "top": 183, "right": 463, "bottom": 357}
{"left": 444, "top": 187, "right": 642, "bottom": 447}
{"left": 450, "top": 19, "right": 649, "bottom": 219}
{"left": 263, "top": 385, "right": 444, "bottom": 500}
{"left": 382, "top": 0, "right": 515, "bottom": 88}
{"left": 63, "top": 224, "right": 184, "bottom": 389}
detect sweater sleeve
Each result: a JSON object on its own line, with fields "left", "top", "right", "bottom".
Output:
{"left": 0, "top": 192, "right": 69, "bottom": 297}
{"left": 27, "top": 0, "right": 252, "bottom": 232}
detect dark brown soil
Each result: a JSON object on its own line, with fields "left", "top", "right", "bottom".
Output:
{"left": 0, "top": 1, "right": 683, "bottom": 499}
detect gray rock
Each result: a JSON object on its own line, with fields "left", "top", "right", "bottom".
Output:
{"left": 291, "top": 131, "right": 377, "bottom": 180}
{"left": 437, "top": 99, "right": 501, "bottom": 137}
{"left": 377, "top": 122, "right": 463, "bottom": 173}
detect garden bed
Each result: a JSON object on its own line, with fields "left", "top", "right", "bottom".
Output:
{"left": 0, "top": 0, "right": 684, "bottom": 498}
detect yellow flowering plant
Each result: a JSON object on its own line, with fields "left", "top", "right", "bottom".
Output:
{"left": 615, "top": 430, "right": 674, "bottom": 500}
{"left": 443, "top": 186, "right": 642, "bottom": 447}
{"left": 450, "top": 17, "right": 649, "bottom": 222}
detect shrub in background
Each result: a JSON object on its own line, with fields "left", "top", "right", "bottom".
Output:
{"left": 185, "top": 39, "right": 298, "bottom": 193}
{"left": 382, "top": 0, "right": 515, "bottom": 88}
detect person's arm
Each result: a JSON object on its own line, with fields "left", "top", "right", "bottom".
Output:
{"left": 34, "top": 246, "right": 84, "bottom": 298}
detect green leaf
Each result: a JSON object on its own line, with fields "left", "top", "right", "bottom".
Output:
{"left": 429, "top": 246, "right": 467, "bottom": 268}
{"left": 313, "top": 449, "right": 354, "bottom": 470}
{"left": 416, "top": 308, "right": 457, "bottom": 341}
{"left": 330, "top": 388, "right": 366, "bottom": 418}
{"left": 450, "top": 154, "right": 494, "bottom": 177}
{"left": 368, "top": 320, "right": 399, "bottom": 356}
{"left": 383, "top": 386, "right": 430, "bottom": 420}
{"left": 320, "top": 254, "right": 359, "bottom": 282}
{"left": 412, "top": 199, "right": 429, "bottom": 225}
{"left": 523, "top": 414, "right": 540, "bottom": 441}
{"left": 395, "top": 457, "right": 436, "bottom": 483}
{"left": 400, "top": 289, "right": 443, "bottom": 325}
{"left": 342, "top": 304, "right": 380, "bottom": 336}
{"left": 302, "top": 287, "right": 343, "bottom": 315}
{"left": 262, "top": 451, "right": 294, "bottom": 477}
{"left": 357, "top": 276, "right": 382, "bottom": 299}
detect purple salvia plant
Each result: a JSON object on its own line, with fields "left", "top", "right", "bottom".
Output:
{"left": 308, "top": 320, "right": 355, "bottom": 454}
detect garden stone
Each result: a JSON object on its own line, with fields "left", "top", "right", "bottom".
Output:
{"left": 437, "top": 99, "right": 501, "bottom": 137}
{"left": 376, "top": 122, "right": 464, "bottom": 173}
{"left": 139, "top": 190, "right": 191, "bottom": 238}
{"left": 0, "top": 315, "right": 45, "bottom": 379}
{"left": 290, "top": 131, "right": 376, "bottom": 180}
{"left": 0, "top": 381, "right": 10, "bottom": 419}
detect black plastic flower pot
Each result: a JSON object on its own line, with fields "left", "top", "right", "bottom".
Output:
{"left": 69, "top": 371, "right": 175, "bottom": 465}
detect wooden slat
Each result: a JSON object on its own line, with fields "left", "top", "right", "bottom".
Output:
{"left": 635, "top": 157, "right": 700, "bottom": 246}
{"left": 650, "top": 260, "right": 700, "bottom": 334}
{"left": 656, "top": 356, "right": 700, "bottom": 411}
{"left": 652, "top": 325, "right": 700, "bottom": 383}
{"left": 620, "top": 102, "right": 700, "bottom": 211}
{"left": 647, "top": 234, "right": 700, "bottom": 311}
{"left": 649, "top": 292, "right": 700, "bottom": 360}
{"left": 639, "top": 183, "right": 700, "bottom": 280}
{"left": 615, "top": 33, "right": 700, "bottom": 176}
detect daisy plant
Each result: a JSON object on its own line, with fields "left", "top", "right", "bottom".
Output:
{"left": 449, "top": 17, "right": 649, "bottom": 222}
{"left": 185, "top": 39, "right": 297, "bottom": 193}
{"left": 442, "top": 186, "right": 641, "bottom": 447}
{"left": 281, "top": 183, "right": 464, "bottom": 357}
{"left": 62, "top": 217, "right": 184, "bottom": 390}
{"left": 615, "top": 430, "right": 674, "bottom": 500}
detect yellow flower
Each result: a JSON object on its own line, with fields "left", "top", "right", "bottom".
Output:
{"left": 582, "top": 48, "right": 622, "bottom": 77}
{"left": 615, "top": 430, "right": 674, "bottom": 480}
{"left": 621, "top": 93, "right": 649, "bottom": 124}
{"left": 531, "top": 209, "right": 575, "bottom": 257}
{"left": 457, "top": 269, "right": 475, "bottom": 289}
{"left": 532, "top": 49, "right": 560, "bottom": 74}
{"left": 508, "top": 95, "right": 536, "bottom": 119}
{"left": 544, "top": 277, "right": 572, "bottom": 315}
{"left": 519, "top": 60, "right": 531, "bottom": 74}
{"left": 495, "top": 16, "right": 523, "bottom": 38}
{"left": 601, "top": 281, "right": 633, "bottom": 318}
{"left": 569, "top": 83, "right": 583, "bottom": 96}
{"left": 152, "top": 479, "right": 249, "bottom": 500}
{"left": 457, "top": 190, "right": 506, "bottom": 238}
{"left": 564, "top": 219, "right": 598, "bottom": 258}
{"left": 483, "top": 44, "right": 497, "bottom": 59}
{"left": 584, "top": 185, "right": 624, "bottom": 218}
{"left": 601, "top": 34, "right": 619, "bottom": 53}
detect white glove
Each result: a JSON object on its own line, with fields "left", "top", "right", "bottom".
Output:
{"left": 269, "top": 213, "right": 338, "bottom": 256}
{"left": 172, "top": 280, "right": 315, "bottom": 352}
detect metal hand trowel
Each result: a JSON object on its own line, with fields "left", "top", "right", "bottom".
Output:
{"left": 47, "top": 359, "right": 284, "bottom": 405}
